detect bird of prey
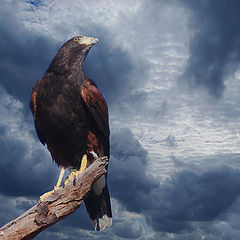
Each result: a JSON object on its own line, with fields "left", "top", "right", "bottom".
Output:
{"left": 30, "top": 36, "right": 112, "bottom": 231}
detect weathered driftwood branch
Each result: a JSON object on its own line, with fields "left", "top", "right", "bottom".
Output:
{"left": 0, "top": 157, "right": 108, "bottom": 240}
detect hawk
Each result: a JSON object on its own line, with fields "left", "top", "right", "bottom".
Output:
{"left": 30, "top": 36, "right": 112, "bottom": 231}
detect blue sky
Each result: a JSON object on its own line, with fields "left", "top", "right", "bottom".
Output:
{"left": 1, "top": 0, "right": 240, "bottom": 239}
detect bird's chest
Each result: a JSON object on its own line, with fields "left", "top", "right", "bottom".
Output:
{"left": 36, "top": 81, "right": 88, "bottom": 130}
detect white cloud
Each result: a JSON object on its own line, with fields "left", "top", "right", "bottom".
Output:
{"left": 19, "top": 0, "right": 141, "bottom": 44}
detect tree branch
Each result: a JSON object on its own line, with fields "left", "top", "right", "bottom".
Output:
{"left": 0, "top": 156, "right": 108, "bottom": 240}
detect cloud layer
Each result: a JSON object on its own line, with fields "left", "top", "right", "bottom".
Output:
{"left": 1, "top": 0, "right": 240, "bottom": 239}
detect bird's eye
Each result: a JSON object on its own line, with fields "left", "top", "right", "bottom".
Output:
{"left": 74, "top": 36, "right": 82, "bottom": 42}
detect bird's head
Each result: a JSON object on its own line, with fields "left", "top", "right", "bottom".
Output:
{"left": 63, "top": 35, "right": 99, "bottom": 56}
{"left": 48, "top": 35, "right": 98, "bottom": 74}
{"left": 72, "top": 36, "right": 98, "bottom": 46}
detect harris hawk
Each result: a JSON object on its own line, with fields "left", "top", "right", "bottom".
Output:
{"left": 30, "top": 36, "right": 112, "bottom": 231}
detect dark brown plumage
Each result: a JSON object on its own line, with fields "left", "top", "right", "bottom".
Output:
{"left": 30, "top": 36, "right": 112, "bottom": 231}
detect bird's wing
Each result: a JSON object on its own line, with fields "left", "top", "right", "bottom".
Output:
{"left": 33, "top": 122, "right": 46, "bottom": 145}
{"left": 29, "top": 83, "right": 46, "bottom": 145}
{"left": 81, "top": 81, "right": 109, "bottom": 138}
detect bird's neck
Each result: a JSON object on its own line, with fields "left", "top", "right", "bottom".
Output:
{"left": 68, "top": 62, "right": 86, "bottom": 81}
{"left": 47, "top": 50, "right": 88, "bottom": 76}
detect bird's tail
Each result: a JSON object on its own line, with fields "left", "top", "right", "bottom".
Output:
{"left": 84, "top": 178, "right": 112, "bottom": 231}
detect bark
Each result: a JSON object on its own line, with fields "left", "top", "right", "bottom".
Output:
{"left": 0, "top": 156, "right": 108, "bottom": 240}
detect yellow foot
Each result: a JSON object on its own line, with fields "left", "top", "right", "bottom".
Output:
{"left": 64, "top": 154, "right": 88, "bottom": 186}
{"left": 64, "top": 171, "right": 77, "bottom": 186}
{"left": 79, "top": 154, "right": 88, "bottom": 173}
{"left": 40, "top": 186, "right": 61, "bottom": 202}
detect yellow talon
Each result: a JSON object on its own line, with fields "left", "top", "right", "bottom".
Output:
{"left": 64, "top": 154, "right": 88, "bottom": 186}
{"left": 40, "top": 190, "right": 54, "bottom": 202}
{"left": 79, "top": 154, "right": 87, "bottom": 173}
{"left": 64, "top": 171, "right": 76, "bottom": 185}
{"left": 40, "top": 185, "right": 61, "bottom": 202}
{"left": 54, "top": 185, "right": 61, "bottom": 191}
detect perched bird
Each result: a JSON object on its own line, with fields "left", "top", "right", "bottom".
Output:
{"left": 30, "top": 36, "right": 112, "bottom": 231}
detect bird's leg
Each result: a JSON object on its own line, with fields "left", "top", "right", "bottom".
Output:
{"left": 55, "top": 167, "right": 66, "bottom": 189}
{"left": 64, "top": 154, "right": 88, "bottom": 186}
{"left": 40, "top": 167, "right": 66, "bottom": 202}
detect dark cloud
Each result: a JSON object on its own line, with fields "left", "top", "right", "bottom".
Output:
{"left": 109, "top": 128, "right": 240, "bottom": 234}
{"left": 0, "top": 131, "right": 57, "bottom": 197}
{"left": 0, "top": 89, "right": 57, "bottom": 197}
{"left": 146, "top": 166, "right": 240, "bottom": 233}
{"left": 109, "top": 128, "right": 158, "bottom": 212}
{"left": 0, "top": 2, "right": 56, "bottom": 105}
{"left": 0, "top": 195, "right": 21, "bottom": 227}
{"left": 181, "top": 0, "right": 240, "bottom": 97}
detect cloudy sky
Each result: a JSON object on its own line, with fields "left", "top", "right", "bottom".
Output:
{"left": 1, "top": 0, "right": 240, "bottom": 239}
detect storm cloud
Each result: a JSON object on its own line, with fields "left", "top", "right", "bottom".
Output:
{"left": 0, "top": 88, "right": 57, "bottom": 198}
{"left": 0, "top": 1, "right": 56, "bottom": 104}
{"left": 110, "top": 129, "right": 240, "bottom": 234}
{"left": 181, "top": 0, "right": 240, "bottom": 97}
